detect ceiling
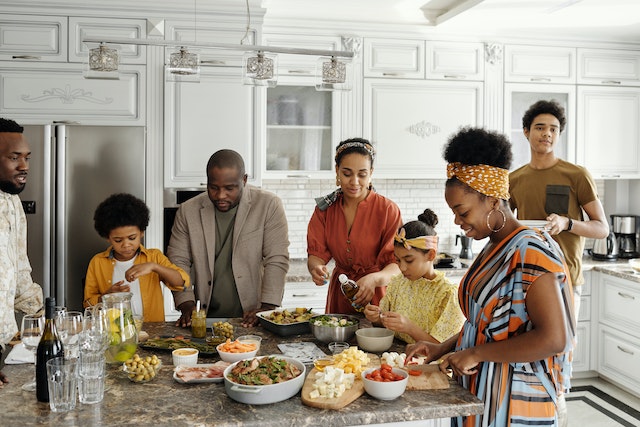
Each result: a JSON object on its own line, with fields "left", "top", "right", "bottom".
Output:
{"left": 262, "top": 0, "right": 640, "bottom": 45}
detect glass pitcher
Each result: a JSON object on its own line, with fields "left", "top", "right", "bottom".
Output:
{"left": 101, "top": 292, "right": 138, "bottom": 364}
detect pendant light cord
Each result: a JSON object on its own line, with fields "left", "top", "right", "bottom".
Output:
{"left": 240, "top": 0, "right": 251, "bottom": 45}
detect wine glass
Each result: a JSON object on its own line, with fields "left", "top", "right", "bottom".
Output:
{"left": 20, "top": 314, "right": 44, "bottom": 391}
{"left": 56, "top": 311, "right": 83, "bottom": 359}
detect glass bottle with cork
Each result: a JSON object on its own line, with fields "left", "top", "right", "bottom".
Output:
{"left": 338, "top": 274, "right": 364, "bottom": 312}
{"left": 191, "top": 300, "right": 207, "bottom": 339}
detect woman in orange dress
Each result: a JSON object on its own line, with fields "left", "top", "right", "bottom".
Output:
{"left": 307, "top": 138, "right": 402, "bottom": 315}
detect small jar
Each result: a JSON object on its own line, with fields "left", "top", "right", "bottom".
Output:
{"left": 191, "top": 310, "right": 207, "bottom": 339}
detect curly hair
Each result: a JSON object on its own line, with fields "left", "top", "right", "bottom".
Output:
{"left": 522, "top": 99, "right": 566, "bottom": 133}
{"left": 335, "top": 137, "right": 375, "bottom": 167}
{"left": 395, "top": 208, "right": 439, "bottom": 253}
{"left": 93, "top": 193, "right": 149, "bottom": 238}
{"left": 0, "top": 118, "right": 24, "bottom": 133}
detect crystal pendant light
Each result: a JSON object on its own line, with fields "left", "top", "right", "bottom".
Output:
{"left": 166, "top": 46, "right": 201, "bottom": 83}
{"left": 242, "top": 51, "right": 277, "bottom": 87}
{"left": 84, "top": 43, "right": 120, "bottom": 79}
{"left": 315, "top": 56, "right": 352, "bottom": 91}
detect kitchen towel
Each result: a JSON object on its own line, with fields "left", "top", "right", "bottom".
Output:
{"left": 4, "top": 342, "right": 35, "bottom": 364}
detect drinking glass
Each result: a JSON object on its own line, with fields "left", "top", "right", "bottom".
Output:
{"left": 46, "top": 357, "right": 78, "bottom": 412}
{"left": 56, "top": 311, "right": 83, "bottom": 359}
{"left": 20, "top": 314, "right": 44, "bottom": 391}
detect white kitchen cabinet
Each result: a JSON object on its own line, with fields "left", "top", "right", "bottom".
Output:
{"left": 597, "top": 325, "right": 640, "bottom": 396}
{"left": 164, "top": 66, "right": 258, "bottom": 187}
{"left": 364, "top": 38, "right": 425, "bottom": 79}
{"left": 425, "top": 41, "right": 485, "bottom": 81}
{"left": 68, "top": 17, "right": 146, "bottom": 64}
{"left": 572, "top": 271, "right": 591, "bottom": 373}
{"left": 0, "top": 62, "right": 145, "bottom": 124}
{"left": 504, "top": 84, "right": 575, "bottom": 171}
{"left": 576, "top": 86, "right": 640, "bottom": 178}
{"left": 0, "top": 14, "right": 67, "bottom": 62}
{"left": 281, "top": 282, "right": 327, "bottom": 314}
{"left": 598, "top": 273, "right": 640, "bottom": 337}
{"left": 578, "top": 48, "right": 640, "bottom": 86}
{"left": 263, "top": 33, "right": 342, "bottom": 76}
{"left": 363, "top": 79, "right": 483, "bottom": 178}
{"left": 504, "top": 45, "right": 576, "bottom": 84}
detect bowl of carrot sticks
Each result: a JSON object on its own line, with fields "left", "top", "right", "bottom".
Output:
{"left": 216, "top": 338, "right": 259, "bottom": 363}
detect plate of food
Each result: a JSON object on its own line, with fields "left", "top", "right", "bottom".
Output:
{"left": 140, "top": 336, "right": 221, "bottom": 357}
{"left": 173, "top": 361, "right": 231, "bottom": 384}
{"left": 257, "top": 307, "right": 315, "bottom": 336}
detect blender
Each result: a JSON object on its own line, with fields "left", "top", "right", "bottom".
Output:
{"left": 611, "top": 214, "right": 640, "bottom": 259}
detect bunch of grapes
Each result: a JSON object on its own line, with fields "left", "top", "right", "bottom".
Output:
{"left": 213, "top": 321, "right": 234, "bottom": 340}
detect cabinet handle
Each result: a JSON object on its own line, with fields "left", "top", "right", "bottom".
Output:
{"left": 288, "top": 69, "right": 311, "bottom": 74}
{"left": 600, "top": 174, "right": 622, "bottom": 178}
{"left": 12, "top": 55, "right": 41, "bottom": 60}
{"left": 601, "top": 80, "right": 621, "bottom": 85}
{"left": 382, "top": 72, "right": 404, "bottom": 76}
{"left": 286, "top": 174, "right": 311, "bottom": 178}
{"left": 444, "top": 74, "right": 467, "bottom": 79}
{"left": 617, "top": 291, "right": 635, "bottom": 300}
{"left": 200, "top": 59, "right": 227, "bottom": 65}
{"left": 530, "top": 77, "right": 551, "bottom": 82}
{"left": 617, "top": 345, "right": 634, "bottom": 355}
{"left": 292, "top": 293, "right": 321, "bottom": 297}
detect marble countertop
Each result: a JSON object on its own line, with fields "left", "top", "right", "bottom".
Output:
{"left": 1, "top": 320, "right": 482, "bottom": 427}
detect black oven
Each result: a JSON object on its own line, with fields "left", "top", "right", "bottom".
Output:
{"left": 163, "top": 189, "right": 205, "bottom": 253}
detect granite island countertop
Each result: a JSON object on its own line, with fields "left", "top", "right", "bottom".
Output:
{"left": 1, "top": 320, "right": 482, "bottom": 427}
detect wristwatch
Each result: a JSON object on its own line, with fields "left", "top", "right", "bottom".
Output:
{"left": 566, "top": 218, "right": 574, "bottom": 231}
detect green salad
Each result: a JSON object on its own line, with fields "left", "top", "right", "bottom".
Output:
{"left": 311, "top": 315, "right": 357, "bottom": 327}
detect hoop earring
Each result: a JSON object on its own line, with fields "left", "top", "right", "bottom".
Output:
{"left": 486, "top": 209, "right": 506, "bottom": 233}
{"left": 336, "top": 176, "right": 341, "bottom": 187}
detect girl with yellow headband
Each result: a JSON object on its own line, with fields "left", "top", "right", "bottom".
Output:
{"left": 406, "top": 127, "right": 575, "bottom": 427}
{"left": 364, "top": 209, "right": 464, "bottom": 344}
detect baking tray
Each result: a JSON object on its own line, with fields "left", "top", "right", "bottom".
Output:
{"left": 434, "top": 252, "right": 455, "bottom": 267}
{"left": 140, "top": 336, "right": 218, "bottom": 357}
{"left": 257, "top": 309, "right": 312, "bottom": 336}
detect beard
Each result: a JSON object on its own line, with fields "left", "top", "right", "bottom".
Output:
{"left": 0, "top": 179, "right": 25, "bottom": 194}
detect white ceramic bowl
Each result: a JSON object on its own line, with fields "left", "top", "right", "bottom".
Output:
{"left": 216, "top": 342, "right": 259, "bottom": 363}
{"left": 361, "top": 367, "right": 408, "bottom": 400}
{"left": 355, "top": 327, "right": 395, "bottom": 353}
{"left": 629, "top": 258, "right": 640, "bottom": 273}
{"left": 236, "top": 335, "right": 262, "bottom": 351}
{"left": 172, "top": 348, "right": 199, "bottom": 367}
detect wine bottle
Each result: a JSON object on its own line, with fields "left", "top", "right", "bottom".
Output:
{"left": 338, "top": 274, "right": 364, "bottom": 312}
{"left": 36, "top": 297, "right": 65, "bottom": 402}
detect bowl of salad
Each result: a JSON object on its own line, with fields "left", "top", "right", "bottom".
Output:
{"left": 309, "top": 314, "right": 359, "bottom": 343}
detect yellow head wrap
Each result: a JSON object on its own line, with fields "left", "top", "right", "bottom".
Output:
{"left": 394, "top": 228, "right": 438, "bottom": 252}
{"left": 446, "top": 162, "right": 510, "bottom": 200}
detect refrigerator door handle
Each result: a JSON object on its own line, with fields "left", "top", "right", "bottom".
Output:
{"left": 55, "top": 125, "right": 67, "bottom": 305}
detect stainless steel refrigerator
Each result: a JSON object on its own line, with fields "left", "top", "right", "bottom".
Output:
{"left": 20, "top": 123, "right": 146, "bottom": 312}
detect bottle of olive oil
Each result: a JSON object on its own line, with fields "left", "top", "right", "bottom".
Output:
{"left": 36, "top": 297, "right": 64, "bottom": 402}
{"left": 338, "top": 274, "right": 364, "bottom": 312}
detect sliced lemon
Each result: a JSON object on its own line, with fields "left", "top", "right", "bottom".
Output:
{"left": 107, "top": 308, "right": 122, "bottom": 322}
{"left": 115, "top": 350, "right": 132, "bottom": 362}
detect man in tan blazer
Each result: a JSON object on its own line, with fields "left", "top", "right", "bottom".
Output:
{"left": 167, "top": 149, "right": 289, "bottom": 327}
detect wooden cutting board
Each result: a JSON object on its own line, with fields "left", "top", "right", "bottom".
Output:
{"left": 402, "top": 363, "right": 450, "bottom": 390}
{"left": 301, "top": 354, "right": 379, "bottom": 410}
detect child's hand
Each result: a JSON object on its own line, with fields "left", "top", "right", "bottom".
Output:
{"left": 379, "top": 311, "right": 409, "bottom": 334}
{"left": 125, "top": 263, "right": 154, "bottom": 282}
{"left": 110, "top": 280, "right": 130, "bottom": 293}
{"left": 364, "top": 303, "right": 381, "bottom": 323}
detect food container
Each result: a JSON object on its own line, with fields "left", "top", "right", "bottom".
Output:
{"left": 216, "top": 342, "right": 259, "bottom": 363}
{"left": 122, "top": 354, "right": 162, "bottom": 383}
{"left": 309, "top": 314, "right": 359, "bottom": 343}
{"left": 236, "top": 335, "right": 262, "bottom": 351}
{"left": 256, "top": 309, "right": 313, "bottom": 336}
{"left": 355, "top": 327, "right": 395, "bottom": 353}
{"left": 223, "top": 356, "right": 305, "bottom": 405}
{"left": 172, "top": 348, "right": 199, "bottom": 366}
{"left": 361, "top": 367, "right": 408, "bottom": 400}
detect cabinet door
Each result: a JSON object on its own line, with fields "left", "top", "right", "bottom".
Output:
{"left": 363, "top": 79, "right": 483, "bottom": 178}
{"left": 577, "top": 86, "right": 640, "bottom": 178}
{"left": 598, "top": 273, "right": 640, "bottom": 337}
{"left": 68, "top": 17, "right": 146, "bottom": 64}
{"left": 578, "top": 48, "right": 640, "bottom": 86}
{"left": 0, "top": 14, "right": 67, "bottom": 62}
{"left": 426, "top": 41, "right": 484, "bottom": 81}
{"left": 0, "top": 62, "right": 144, "bottom": 124}
{"left": 504, "top": 84, "right": 575, "bottom": 171}
{"left": 364, "top": 38, "right": 425, "bottom": 79}
{"left": 505, "top": 45, "right": 576, "bottom": 84}
{"left": 164, "top": 67, "right": 258, "bottom": 187}
{"left": 281, "top": 282, "right": 327, "bottom": 314}
{"left": 572, "top": 321, "right": 590, "bottom": 373}
{"left": 597, "top": 325, "right": 640, "bottom": 396}
{"left": 263, "top": 33, "right": 342, "bottom": 76}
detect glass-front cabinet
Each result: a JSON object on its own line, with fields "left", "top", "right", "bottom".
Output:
{"left": 264, "top": 77, "right": 342, "bottom": 176}
{"left": 503, "top": 83, "right": 576, "bottom": 171}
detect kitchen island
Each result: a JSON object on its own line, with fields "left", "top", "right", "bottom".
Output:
{"left": 1, "top": 320, "right": 482, "bottom": 427}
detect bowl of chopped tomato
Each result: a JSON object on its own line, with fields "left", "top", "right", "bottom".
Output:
{"left": 361, "top": 364, "right": 409, "bottom": 400}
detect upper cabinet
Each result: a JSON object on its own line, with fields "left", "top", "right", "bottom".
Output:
{"left": 505, "top": 45, "right": 576, "bottom": 84}
{"left": 425, "top": 41, "right": 484, "bottom": 81}
{"left": 0, "top": 13, "right": 145, "bottom": 124}
{"left": 263, "top": 34, "right": 342, "bottom": 76}
{"left": 363, "top": 79, "right": 483, "bottom": 179}
{"left": 576, "top": 86, "right": 640, "bottom": 179}
{"left": 364, "top": 38, "right": 425, "bottom": 79}
{"left": 578, "top": 48, "right": 640, "bottom": 86}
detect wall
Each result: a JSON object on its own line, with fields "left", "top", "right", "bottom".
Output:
{"left": 263, "top": 177, "right": 608, "bottom": 260}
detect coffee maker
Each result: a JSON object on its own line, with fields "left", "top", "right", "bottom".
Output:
{"left": 610, "top": 214, "right": 640, "bottom": 259}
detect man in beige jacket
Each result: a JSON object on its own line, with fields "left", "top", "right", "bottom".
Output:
{"left": 167, "top": 149, "right": 289, "bottom": 327}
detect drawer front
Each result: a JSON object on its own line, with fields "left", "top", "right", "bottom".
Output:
{"left": 598, "top": 325, "right": 640, "bottom": 395}
{"left": 364, "top": 38, "right": 425, "bottom": 79}
{"left": 505, "top": 45, "right": 576, "bottom": 83}
{"left": 282, "top": 282, "right": 327, "bottom": 313}
{"left": 578, "top": 48, "right": 640, "bottom": 86}
{"left": 426, "top": 42, "right": 484, "bottom": 81}
{"left": 599, "top": 274, "right": 640, "bottom": 336}
{"left": 0, "top": 14, "right": 67, "bottom": 61}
